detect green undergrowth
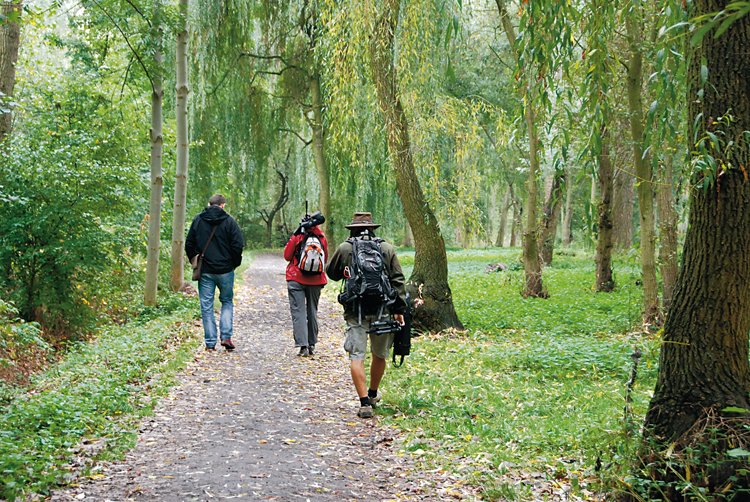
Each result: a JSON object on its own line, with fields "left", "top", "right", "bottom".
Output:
{"left": 386, "top": 247, "right": 659, "bottom": 500}
{"left": 0, "top": 293, "right": 200, "bottom": 501}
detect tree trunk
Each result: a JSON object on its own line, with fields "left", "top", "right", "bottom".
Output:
{"left": 370, "top": 0, "right": 462, "bottom": 331}
{"left": 497, "top": 0, "right": 545, "bottom": 297}
{"left": 0, "top": 1, "right": 21, "bottom": 141}
{"left": 310, "top": 73, "right": 333, "bottom": 245}
{"left": 510, "top": 200, "right": 521, "bottom": 247}
{"left": 170, "top": 0, "right": 190, "bottom": 292}
{"left": 612, "top": 161, "right": 634, "bottom": 249}
{"left": 595, "top": 126, "right": 615, "bottom": 292}
{"left": 540, "top": 170, "right": 564, "bottom": 265}
{"left": 657, "top": 155, "right": 679, "bottom": 311}
{"left": 645, "top": 0, "right": 750, "bottom": 443}
{"left": 626, "top": 1, "right": 660, "bottom": 325}
{"left": 402, "top": 219, "right": 414, "bottom": 247}
{"left": 561, "top": 171, "right": 573, "bottom": 247}
{"left": 144, "top": 7, "right": 164, "bottom": 306}
{"left": 496, "top": 190, "right": 510, "bottom": 247}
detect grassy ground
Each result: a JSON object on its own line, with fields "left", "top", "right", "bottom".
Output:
{"left": 381, "top": 247, "right": 660, "bottom": 500}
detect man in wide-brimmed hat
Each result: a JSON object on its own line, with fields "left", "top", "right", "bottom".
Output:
{"left": 326, "top": 212, "right": 407, "bottom": 418}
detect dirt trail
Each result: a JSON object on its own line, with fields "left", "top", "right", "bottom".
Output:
{"left": 49, "top": 253, "right": 431, "bottom": 501}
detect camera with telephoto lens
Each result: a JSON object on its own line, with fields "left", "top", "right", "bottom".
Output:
{"left": 300, "top": 211, "right": 325, "bottom": 230}
{"left": 367, "top": 319, "right": 402, "bottom": 336}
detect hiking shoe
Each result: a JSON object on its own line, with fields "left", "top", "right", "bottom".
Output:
{"left": 369, "top": 393, "right": 381, "bottom": 406}
{"left": 298, "top": 346, "right": 309, "bottom": 357}
{"left": 220, "top": 339, "right": 235, "bottom": 351}
{"left": 357, "top": 404, "right": 373, "bottom": 418}
{"left": 308, "top": 345, "right": 315, "bottom": 356}
{"left": 205, "top": 345, "right": 216, "bottom": 351}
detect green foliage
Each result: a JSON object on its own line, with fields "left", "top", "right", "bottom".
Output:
{"left": 384, "top": 248, "right": 657, "bottom": 499}
{"left": 0, "top": 295, "right": 196, "bottom": 500}
{"left": 0, "top": 10, "right": 153, "bottom": 334}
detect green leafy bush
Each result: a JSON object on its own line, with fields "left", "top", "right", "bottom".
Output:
{"left": 0, "top": 60, "right": 148, "bottom": 335}
{"left": 0, "top": 296, "right": 197, "bottom": 500}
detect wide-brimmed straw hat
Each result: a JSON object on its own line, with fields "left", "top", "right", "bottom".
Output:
{"left": 344, "top": 211, "right": 381, "bottom": 229}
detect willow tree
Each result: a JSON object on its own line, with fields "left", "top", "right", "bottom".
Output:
{"left": 369, "top": 0, "right": 462, "bottom": 330}
{"left": 0, "top": 0, "right": 21, "bottom": 141}
{"left": 496, "top": 0, "right": 545, "bottom": 297}
{"left": 170, "top": 0, "right": 189, "bottom": 292}
{"left": 625, "top": 0, "right": 660, "bottom": 324}
{"left": 582, "top": 0, "right": 616, "bottom": 292}
{"left": 644, "top": 0, "right": 750, "bottom": 485}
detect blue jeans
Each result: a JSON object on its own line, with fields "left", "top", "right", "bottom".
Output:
{"left": 198, "top": 271, "right": 235, "bottom": 348}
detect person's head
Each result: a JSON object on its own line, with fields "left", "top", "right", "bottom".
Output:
{"left": 208, "top": 194, "right": 226, "bottom": 208}
{"left": 345, "top": 211, "right": 380, "bottom": 237}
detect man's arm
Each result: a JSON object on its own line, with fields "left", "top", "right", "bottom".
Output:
{"left": 386, "top": 245, "right": 408, "bottom": 314}
{"left": 229, "top": 218, "right": 244, "bottom": 268}
{"left": 185, "top": 217, "right": 199, "bottom": 260}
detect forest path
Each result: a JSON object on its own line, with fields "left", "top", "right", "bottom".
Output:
{"left": 49, "top": 253, "right": 437, "bottom": 501}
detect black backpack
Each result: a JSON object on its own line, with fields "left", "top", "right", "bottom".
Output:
{"left": 337, "top": 236, "right": 397, "bottom": 317}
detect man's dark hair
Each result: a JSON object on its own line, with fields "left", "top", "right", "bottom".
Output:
{"left": 209, "top": 194, "right": 226, "bottom": 206}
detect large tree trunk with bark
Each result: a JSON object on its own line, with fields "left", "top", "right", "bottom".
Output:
{"left": 595, "top": 126, "right": 614, "bottom": 292}
{"left": 657, "top": 155, "right": 679, "bottom": 311}
{"left": 644, "top": 0, "right": 750, "bottom": 444}
{"left": 144, "top": 8, "right": 164, "bottom": 306}
{"left": 497, "top": 0, "right": 545, "bottom": 297}
{"left": 309, "top": 73, "right": 333, "bottom": 244}
{"left": 370, "top": 0, "right": 462, "bottom": 331}
{"left": 170, "top": 0, "right": 190, "bottom": 291}
{"left": 0, "top": 1, "right": 21, "bottom": 141}
{"left": 540, "top": 170, "right": 564, "bottom": 265}
{"left": 626, "top": 2, "right": 660, "bottom": 325}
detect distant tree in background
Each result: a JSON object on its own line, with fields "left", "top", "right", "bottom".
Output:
{"left": 0, "top": 1, "right": 22, "bottom": 141}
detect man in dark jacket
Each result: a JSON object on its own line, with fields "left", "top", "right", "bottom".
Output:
{"left": 326, "top": 212, "right": 406, "bottom": 418}
{"left": 185, "top": 194, "right": 244, "bottom": 351}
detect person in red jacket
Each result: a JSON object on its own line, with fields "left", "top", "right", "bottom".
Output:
{"left": 283, "top": 212, "right": 328, "bottom": 356}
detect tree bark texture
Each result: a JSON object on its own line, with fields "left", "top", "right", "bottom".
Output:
{"left": 657, "top": 155, "right": 679, "bottom": 311}
{"left": 625, "top": 2, "right": 660, "bottom": 325}
{"left": 0, "top": 1, "right": 21, "bottom": 141}
{"left": 370, "top": 0, "right": 462, "bottom": 331}
{"left": 144, "top": 12, "right": 164, "bottom": 306}
{"left": 309, "top": 73, "right": 333, "bottom": 245}
{"left": 170, "top": 0, "right": 190, "bottom": 292}
{"left": 497, "top": 0, "right": 545, "bottom": 297}
{"left": 540, "top": 170, "right": 564, "bottom": 265}
{"left": 644, "top": 0, "right": 750, "bottom": 441}
{"left": 561, "top": 171, "right": 573, "bottom": 247}
{"left": 594, "top": 126, "right": 615, "bottom": 292}
{"left": 612, "top": 161, "right": 634, "bottom": 249}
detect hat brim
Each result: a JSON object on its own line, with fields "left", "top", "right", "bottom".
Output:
{"left": 345, "top": 222, "right": 381, "bottom": 229}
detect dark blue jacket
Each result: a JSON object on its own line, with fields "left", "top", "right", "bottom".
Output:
{"left": 185, "top": 206, "right": 244, "bottom": 274}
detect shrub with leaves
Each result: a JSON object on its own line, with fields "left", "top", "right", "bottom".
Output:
{"left": 0, "top": 294, "right": 196, "bottom": 500}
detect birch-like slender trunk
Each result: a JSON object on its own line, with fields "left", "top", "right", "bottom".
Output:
{"left": 0, "top": 1, "right": 22, "bottom": 141}
{"left": 170, "top": 0, "right": 190, "bottom": 291}
{"left": 144, "top": 7, "right": 164, "bottom": 306}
